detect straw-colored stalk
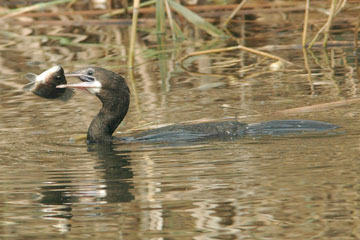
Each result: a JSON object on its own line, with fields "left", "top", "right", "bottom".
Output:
{"left": 322, "top": 0, "right": 337, "bottom": 47}
{"left": 308, "top": 0, "right": 347, "bottom": 48}
{"left": 178, "top": 45, "right": 293, "bottom": 68}
{"left": 128, "top": 0, "right": 140, "bottom": 68}
{"left": 302, "top": 0, "right": 310, "bottom": 47}
{"left": 164, "top": 0, "right": 176, "bottom": 40}
{"left": 0, "top": 0, "right": 72, "bottom": 19}
{"left": 355, "top": 16, "right": 360, "bottom": 50}
{"left": 100, "top": 0, "right": 156, "bottom": 18}
{"left": 222, "top": 0, "right": 247, "bottom": 27}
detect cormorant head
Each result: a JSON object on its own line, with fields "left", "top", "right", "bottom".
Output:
{"left": 58, "top": 67, "right": 129, "bottom": 103}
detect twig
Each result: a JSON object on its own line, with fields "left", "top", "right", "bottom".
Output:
{"left": 277, "top": 98, "right": 360, "bottom": 115}
{"left": 323, "top": 0, "right": 337, "bottom": 47}
{"left": 16, "top": 19, "right": 152, "bottom": 26}
{"left": 258, "top": 41, "right": 360, "bottom": 51}
{"left": 178, "top": 45, "right": 293, "bottom": 69}
{"left": 0, "top": 0, "right": 72, "bottom": 19}
{"left": 334, "top": 0, "right": 347, "bottom": 16}
{"left": 308, "top": 0, "right": 347, "bottom": 48}
{"left": 308, "top": 20, "right": 330, "bottom": 48}
{"left": 223, "top": 0, "right": 247, "bottom": 27}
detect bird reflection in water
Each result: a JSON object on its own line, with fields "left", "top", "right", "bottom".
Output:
{"left": 38, "top": 143, "right": 134, "bottom": 233}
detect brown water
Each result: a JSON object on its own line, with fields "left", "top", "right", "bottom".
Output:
{"left": 1, "top": 11, "right": 360, "bottom": 239}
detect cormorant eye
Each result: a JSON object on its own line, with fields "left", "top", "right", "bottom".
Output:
{"left": 87, "top": 69, "right": 94, "bottom": 76}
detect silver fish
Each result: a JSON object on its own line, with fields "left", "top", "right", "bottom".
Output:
{"left": 23, "top": 65, "right": 74, "bottom": 102}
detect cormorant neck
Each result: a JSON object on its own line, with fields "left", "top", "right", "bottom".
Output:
{"left": 87, "top": 92, "right": 129, "bottom": 143}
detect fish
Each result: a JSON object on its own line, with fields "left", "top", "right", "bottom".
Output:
{"left": 23, "top": 65, "right": 74, "bottom": 102}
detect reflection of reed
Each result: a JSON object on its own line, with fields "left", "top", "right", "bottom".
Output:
{"left": 302, "top": 48, "right": 315, "bottom": 96}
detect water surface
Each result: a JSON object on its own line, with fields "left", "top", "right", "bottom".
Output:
{"left": 0, "top": 10, "right": 360, "bottom": 239}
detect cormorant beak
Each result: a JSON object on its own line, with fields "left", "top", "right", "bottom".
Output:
{"left": 57, "top": 81, "right": 98, "bottom": 89}
{"left": 65, "top": 73, "right": 96, "bottom": 82}
{"left": 57, "top": 73, "right": 102, "bottom": 94}
{"left": 58, "top": 73, "right": 97, "bottom": 89}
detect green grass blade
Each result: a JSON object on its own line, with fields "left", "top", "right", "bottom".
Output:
{"left": 167, "top": 0, "right": 226, "bottom": 38}
{"left": 156, "top": 0, "right": 166, "bottom": 35}
{"left": 172, "top": 20, "right": 185, "bottom": 40}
